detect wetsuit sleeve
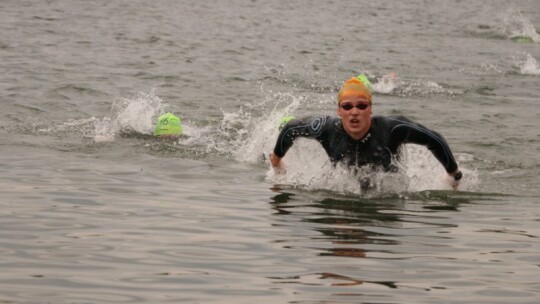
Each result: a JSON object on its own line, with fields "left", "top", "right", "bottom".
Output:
{"left": 388, "top": 116, "right": 458, "bottom": 173}
{"left": 273, "top": 116, "right": 329, "bottom": 158}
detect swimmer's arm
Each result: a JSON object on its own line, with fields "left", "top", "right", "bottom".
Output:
{"left": 270, "top": 116, "right": 328, "bottom": 172}
{"left": 269, "top": 119, "right": 303, "bottom": 173}
{"left": 272, "top": 116, "right": 325, "bottom": 158}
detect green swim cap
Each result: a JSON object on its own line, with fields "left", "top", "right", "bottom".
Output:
{"left": 279, "top": 115, "right": 296, "bottom": 130}
{"left": 355, "top": 74, "right": 372, "bottom": 90}
{"left": 512, "top": 35, "right": 533, "bottom": 43}
{"left": 154, "top": 113, "right": 183, "bottom": 136}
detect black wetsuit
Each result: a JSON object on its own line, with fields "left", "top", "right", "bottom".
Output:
{"left": 273, "top": 115, "right": 458, "bottom": 173}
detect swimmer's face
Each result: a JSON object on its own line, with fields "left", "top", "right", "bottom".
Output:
{"left": 337, "top": 98, "right": 372, "bottom": 140}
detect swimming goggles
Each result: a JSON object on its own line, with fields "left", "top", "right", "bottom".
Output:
{"left": 339, "top": 102, "right": 370, "bottom": 111}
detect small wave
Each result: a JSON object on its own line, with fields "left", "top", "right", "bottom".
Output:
{"left": 396, "top": 79, "right": 462, "bottom": 97}
{"left": 37, "top": 117, "right": 97, "bottom": 140}
{"left": 48, "top": 84, "right": 109, "bottom": 101}
{"left": 459, "top": 63, "right": 505, "bottom": 76}
{"left": 368, "top": 72, "right": 462, "bottom": 97}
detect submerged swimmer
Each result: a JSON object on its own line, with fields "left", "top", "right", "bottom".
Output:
{"left": 270, "top": 75, "right": 462, "bottom": 189}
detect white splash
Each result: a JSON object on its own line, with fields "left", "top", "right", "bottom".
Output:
{"left": 265, "top": 139, "right": 370, "bottom": 194}
{"left": 230, "top": 92, "right": 305, "bottom": 163}
{"left": 264, "top": 141, "right": 477, "bottom": 196}
{"left": 501, "top": 11, "right": 540, "bottom": 42}
{"left": 93, "top": 90, "right": 167, "bottom": 142}
{"left": 402, "top": 145, "right": 477, "bottom": 192}
{"left": 372, "top": 72, "right": 398, "bottom": 94}
{"left": 515, "top": 53, "right": 540, "bottom": 75}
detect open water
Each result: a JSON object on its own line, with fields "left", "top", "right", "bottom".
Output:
{"left": 1, "top": 0, "right": 540, "bottom": 303}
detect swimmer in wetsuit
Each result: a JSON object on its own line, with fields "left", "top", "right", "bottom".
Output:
{"left": 269, "top": 75, "right": 463, "bottom": 189}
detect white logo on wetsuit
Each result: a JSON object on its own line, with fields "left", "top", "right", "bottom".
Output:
{"left": 309, "top": 116, "right": 326, "bottom": 136}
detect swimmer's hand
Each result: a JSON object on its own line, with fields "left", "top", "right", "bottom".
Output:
{"left": 270, "top": 153, "right": 286, "bottom": 174}
{"left": 448, "top": 170, "right": 462, "bottom": 190}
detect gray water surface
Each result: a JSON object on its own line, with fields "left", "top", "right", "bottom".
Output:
{"left": 1, "top": 1, "right": 540, "bottom": 303}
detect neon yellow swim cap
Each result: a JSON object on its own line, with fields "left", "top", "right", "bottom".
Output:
{"left": 279, "top": 115, "right": 296, "bottom": 130}
{"left": 355, "top": 74, "right": 372, "bottom": 90}
{"left": 154, "top": 113, "right": 183, "bottom": 136}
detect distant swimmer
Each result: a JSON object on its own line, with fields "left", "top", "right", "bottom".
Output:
{"left": 512, "top": 35, "right": 533, "bottom": 43}
{"left": 270, "top": 75, "right": 463, "bottom": 189}
{"left": 154, "top": 112, "right": 183, "bottom": 138}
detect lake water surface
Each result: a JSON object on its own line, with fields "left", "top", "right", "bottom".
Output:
{"left": 1, "top": 0, "right": 540, "bottom": 303}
